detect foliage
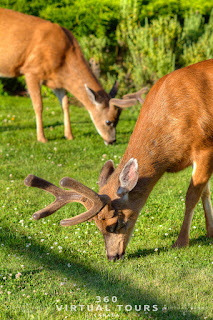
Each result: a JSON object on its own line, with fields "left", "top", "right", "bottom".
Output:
{"left": 138, "top": 0, "right": 213, "bottom": 21}
{"left": 180, "top": 10, "right": 213, "bottom": 66}
{"left": 1, "top": 0, "right": 213, "bottom": 94}
{"left": 114, "top": 2, "right": 213, "bottom": 91}
{"left": 116, "top": 8, "right": 180, "bottom": 90}
{"left": 0, "top": 95, "right": 213, "bottom": 319}
{"left": 1, "top": 0, "right": 120, "bottom": 39}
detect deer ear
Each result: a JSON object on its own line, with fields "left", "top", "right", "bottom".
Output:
{"left": 99, "top": 160, "right": 115, "bottom": 188}
{"left": 117, "top": 158, "right": 138, "bottom": 197}
{"left": 85, "top": 84, "right": 103, "bottom": 108}
{"left": 109, "top": 81, "right": 119, "bottom": 98}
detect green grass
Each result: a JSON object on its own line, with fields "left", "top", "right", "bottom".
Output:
{"left": 0, "top": 96, "right": 212, "bottom": 320}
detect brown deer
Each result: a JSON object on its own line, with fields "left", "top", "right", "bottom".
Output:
{"left": 25, "top": 59, "right": 213, "bottom": 261}
{"left": 0, "top": 8, "right": 135, "bottom": 144}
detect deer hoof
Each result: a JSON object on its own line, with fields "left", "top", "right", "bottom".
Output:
{"left": 65, "top": 135, "right": 74, "bottom": 140}
{"left": 38, "top": 137, "right": 48, "bottom": 143}
{"left": 172, "top": 238, "right": 189, "bottom": 248}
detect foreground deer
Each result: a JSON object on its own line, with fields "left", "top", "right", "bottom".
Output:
{"left": 0, "top": 8, "right": 134, "bottom": 144}
{"left": 25, "top": 59, "right": 213, "bottom": 261}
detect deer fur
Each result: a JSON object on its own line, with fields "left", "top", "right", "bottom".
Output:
{"left": 0, "top": 8, "right": 120, "bottom": 144}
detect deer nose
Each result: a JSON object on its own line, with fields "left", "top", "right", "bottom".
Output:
{"left": 107, "top": 252, "right": 125, "bottom": 262}
{"left": 104, "top": 139, "right": 116, "bottom": 146}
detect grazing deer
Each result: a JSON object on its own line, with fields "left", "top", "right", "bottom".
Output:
{"left": 25, "top": 59, "right": 213, "bottom": 261}
{"left": 0, "top": 8, "right": 134, "bottom": 144}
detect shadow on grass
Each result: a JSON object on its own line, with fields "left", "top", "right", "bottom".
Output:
{"left": 0, "top": 119, "right": 91, "bottom": 134}
{"left": 127, "top": 235, "right": 212, "bottom": 262}
{"left": 127, "top": 246, "right": 169, "bottom": 259}
{"left": 0, "top": 223, "right": 204, "bottom": 320}
{"left": 189, "top": 235, "right": 213, "bottom": 246}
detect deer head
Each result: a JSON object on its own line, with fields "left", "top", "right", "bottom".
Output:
{"left": 85, "top": 84, "right": 148, "bottom": 145}
{"left": 24, "top": 157, "right": 140, "bottom": 261}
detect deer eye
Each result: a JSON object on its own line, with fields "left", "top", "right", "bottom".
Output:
{"left": 105, "top": 120, "right": 112, "bottom": 126}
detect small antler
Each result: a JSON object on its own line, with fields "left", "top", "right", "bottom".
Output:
{"left": 123, "top": 87, "right": 148, "bottom": 104}
{"left": 109, "top": 86, "right": 148, "bottom": 109}
{"left": 24, "top": 174, "right": 110, "bottom": 226}
{"left": 59, "top": 177, "right": 110, "bottom": 226}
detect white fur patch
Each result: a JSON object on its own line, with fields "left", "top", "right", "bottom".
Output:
{"left": 192, "top": 162, "right": 197, "bottom": 177}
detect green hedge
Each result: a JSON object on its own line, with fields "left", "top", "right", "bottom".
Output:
{"left": 1, "top": 0, "right": 213, "bottom": 95}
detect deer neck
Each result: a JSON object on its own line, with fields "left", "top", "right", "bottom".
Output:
{"left": 62, "top": 47, "right": 109, "bottom": 111}
{"left": 103, "top": 117, "right": 164, "bottom": 213}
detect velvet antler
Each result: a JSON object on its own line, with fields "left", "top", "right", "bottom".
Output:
{"left": 24, "top": 174, "right": 110, "bottom": 226}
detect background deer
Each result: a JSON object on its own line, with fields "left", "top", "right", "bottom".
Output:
{"left": 0, "top": 8, "right": 137, "bottom": 144}
{"left": 25, "top": 59, "right": 213, "bottom": 261}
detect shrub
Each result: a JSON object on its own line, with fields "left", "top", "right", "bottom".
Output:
{"left": 114, "top": 1, "right": 213, "bottom": 92}
{"left": 116, "top": 1, "right": 180, "bottom": 91}
{"left": 179, "top": 10, "right": 213, "bottom": 66}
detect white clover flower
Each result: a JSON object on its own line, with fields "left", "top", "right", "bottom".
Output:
{"left": 162, "top": 306, "right": 167, "bottom": 313}
{"left": 15, "top": 272, "right": 22, "bottom": 279}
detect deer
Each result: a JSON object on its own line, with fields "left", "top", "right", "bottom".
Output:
{"left": 24, "top": 59, "right": 213, "bottom": 261}
{"left": 0, "top": 8, "right": 142, "bottom": 145}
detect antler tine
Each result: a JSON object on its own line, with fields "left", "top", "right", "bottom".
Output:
{"left": 60, "top": 177, "right": 104, "bottom": 203}
{"left": 30, "top": 198, "right": 70, "bottom": 221}
{"left": 24, "top": 174, "right": 62, "bottom": 197}
{"left": 109, "top": 98, "right": 138, "bottom": 109}
{"left": 123, "top": 86, "right": 148, "bottom": 104}
{"left": 24, "top": 174, "right": 89, "bottom": 221}
{"left": 59, "top": 177, "right": 110, "bottom": 226}
{"left": 109, "top": 87, "right": 148, "bottom": 110}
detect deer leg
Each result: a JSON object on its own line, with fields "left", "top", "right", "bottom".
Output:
{"left": 25, "top": 74, "right": 47, "bottom": 143}
{"left": 173, "top": 156, "right": 213, "bottom": 247}
{"left": 53, "top": 88, "right": 73, "bottom": 140}
{"left": 201, "top": 181, "right": 213, "bottom": 238}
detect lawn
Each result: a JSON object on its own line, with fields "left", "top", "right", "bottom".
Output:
{"left": 0, "top": 95, "right": 212, "bottom": 320}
